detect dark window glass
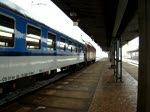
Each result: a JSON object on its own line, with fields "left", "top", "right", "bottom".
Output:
{"left": 68, "top": 40, "right": 72, "bottom": 52}
{"left": 78, "top": 44, "right": 81, "bottom": 53}
{"left": 74, "top": 43, "right": 77, "bottom": 52}
{"left": 26, "top": 25, "right": 41, "bottom": 49}
{"left": 0, "top": 14, "right": 15, "bottom": 47}
{"left": 60, "top": 37, "right": 66, "bottom": 51}
{"left": 47, "top": 32, "right": 56, "bottom": 51}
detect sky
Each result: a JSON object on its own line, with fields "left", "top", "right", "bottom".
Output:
{"left": 122, "top": 37, "right": 139, "bottom": 58}
{"left": 7, "top": 0, "right": 106, "bottom": 58}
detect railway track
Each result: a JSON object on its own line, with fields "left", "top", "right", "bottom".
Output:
{"left": 122, "top": 61, "right": 138, "bottom": 81}
{"left": 0, "top": 61, "right": 102, "bottom": 112}
{"left": 0, "top": 70, "right": 74, "bottom": 107}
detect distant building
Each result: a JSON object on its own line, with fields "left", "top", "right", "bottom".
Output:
{"left": 127, "top": 49, "right": 139, "bottom": 60}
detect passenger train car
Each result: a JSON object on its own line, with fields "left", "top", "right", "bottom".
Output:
{"left": 85, "top": 42, "right": 96, "bottom": 63}
{"left": 0, "top": 2, "right": 96, "bottom": 95}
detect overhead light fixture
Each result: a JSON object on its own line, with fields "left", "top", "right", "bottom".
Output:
{"left": 73, "top": 22, "right": 78, "bottom": 26}
{"left": 70, "top": 12, "right": 77, "bottom": 17}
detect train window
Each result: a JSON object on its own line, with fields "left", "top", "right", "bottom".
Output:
{"left": 68, "top": 40, "right": 72, "bottom": 52}
{"left": 81, "top": 46, "right": 84, "bottom": 53}
{"left": 60, "top": 37, "right": 66, "bottom": 51}
{"left": 78, "top": 44, "right": 81, "bottom": 53}
{"left": 47, "top": 32, "right": 56, "bottom": 51}
{"left": 74, "top": 43, "right": 77, "bottom": 52}
{"left": 0, "top": 14, "right": 15, "bottom": 47}
{"left": 26, "top": 25, "right": 41, "bottom": 49}
{"left": 82, "top": 46, "right": 85, "bottom": 53}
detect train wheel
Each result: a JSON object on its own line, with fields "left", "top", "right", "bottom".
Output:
{"left": 0, "top": 83, "right": 6, "bottom": 97}
{"left": 51, "top": 69, "right": 57, "bottom": 78}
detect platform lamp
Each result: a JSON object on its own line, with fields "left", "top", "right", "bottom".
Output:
{"left": 70, "top": 11, "right": 80, "bottom": 26}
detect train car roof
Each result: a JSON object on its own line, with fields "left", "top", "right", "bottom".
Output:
{"left": 0, "top": 0, "right": 85, "bottom": 45}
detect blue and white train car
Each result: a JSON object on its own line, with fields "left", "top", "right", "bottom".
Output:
{"left": 0, "top": 2, "right": 85, "bottom": 95}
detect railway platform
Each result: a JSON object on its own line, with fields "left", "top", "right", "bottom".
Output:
{"left": 0, "top": 58, "right": 137, "bottom": 112}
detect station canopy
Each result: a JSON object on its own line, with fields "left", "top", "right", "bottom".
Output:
{"left": 51, "top": 0, "right": 138, "bottom": 51}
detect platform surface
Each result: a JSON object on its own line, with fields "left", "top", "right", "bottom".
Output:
{"left": 88, "top": 59, "right": 137, "bottom": 112}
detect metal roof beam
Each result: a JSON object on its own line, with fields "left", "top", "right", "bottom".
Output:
{"left": 112, "top": 0, "right": 128, "bottom": 38}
